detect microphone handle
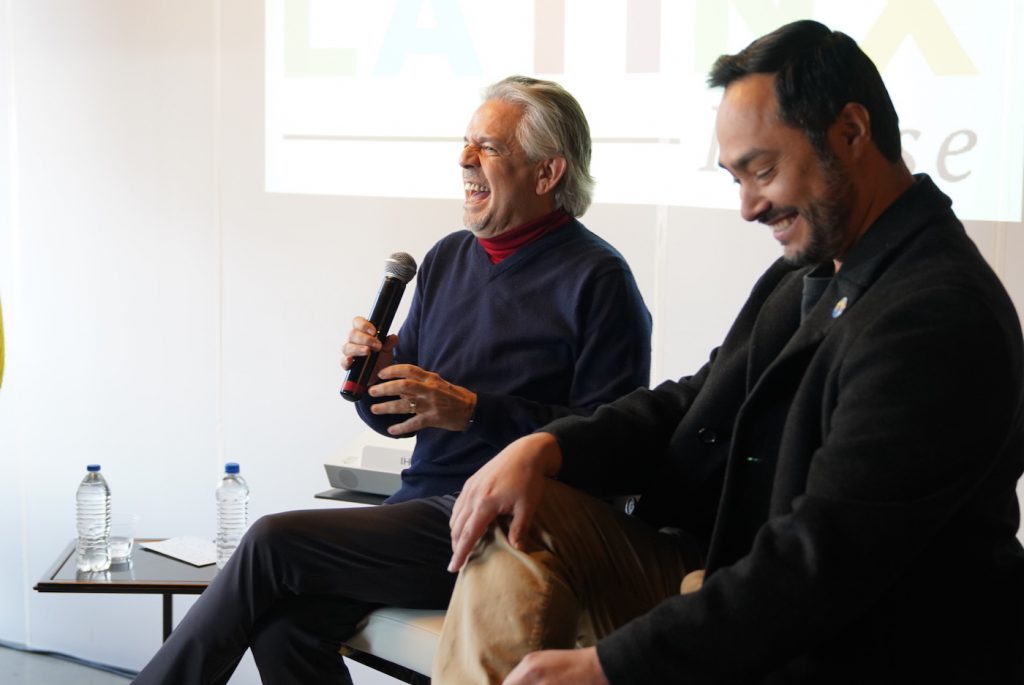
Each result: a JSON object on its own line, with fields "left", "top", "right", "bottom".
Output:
{"left": 341, "top": 276, "right": 407, "bottom": 401}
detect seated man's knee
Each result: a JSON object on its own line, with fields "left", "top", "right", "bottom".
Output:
{"left": 242, "top": 511, "right": 304, "bottom": 550}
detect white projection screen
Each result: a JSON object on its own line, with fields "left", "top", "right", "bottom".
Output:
{"left": 265, "top": 0, "right": 1024, "bottom": 223}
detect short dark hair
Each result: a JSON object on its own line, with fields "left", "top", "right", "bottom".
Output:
{"left": 707, "top": 20, "right": 902, "bottom": 163}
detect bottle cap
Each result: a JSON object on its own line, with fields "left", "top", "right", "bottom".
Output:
{"left": 224, "top": 462, "right": 240, "bottom": 474}
{"left": 86, "top": 464, "right": 101, "bottom": 472}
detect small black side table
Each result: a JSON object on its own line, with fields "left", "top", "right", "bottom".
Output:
{"left": 34, "top": 539, "right": 217, "bottom": 641}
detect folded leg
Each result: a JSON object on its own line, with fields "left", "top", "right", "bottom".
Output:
{"left": 134, "top": 495, "right": 456, "bottom": 684}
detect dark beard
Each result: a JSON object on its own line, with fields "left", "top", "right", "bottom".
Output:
{"left": 785, "top": 150, "right": 855, "bottom": 267}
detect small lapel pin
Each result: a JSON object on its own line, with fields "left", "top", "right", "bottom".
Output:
{"left": 832, "top": 296, "right": 849, "bottom": 318}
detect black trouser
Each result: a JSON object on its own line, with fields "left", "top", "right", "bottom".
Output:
{"left": 132, "top": 495, "right": 457, "bottom": 684}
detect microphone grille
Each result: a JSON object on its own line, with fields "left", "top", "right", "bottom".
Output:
{"left": 384, "top": 252, "right": 418, "bottom": 284}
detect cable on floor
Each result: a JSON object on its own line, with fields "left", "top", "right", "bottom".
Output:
{"left": 0, "top": 639, "right": 139, "bottom": 679}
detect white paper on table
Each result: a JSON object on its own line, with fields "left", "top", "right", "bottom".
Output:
{"left": 140, "top": 536, "right": 217, "bottom": 567}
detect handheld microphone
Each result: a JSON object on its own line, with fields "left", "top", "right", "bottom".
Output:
{"left": 340, "top": 251, "right": 418, "bottom": 402}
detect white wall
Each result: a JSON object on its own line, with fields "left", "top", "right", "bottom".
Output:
{"left": 0, "top": 0, "right": 225, "bottom": 674}
{"left": 0, "top": 2, "right": 1021, "bottom": 683}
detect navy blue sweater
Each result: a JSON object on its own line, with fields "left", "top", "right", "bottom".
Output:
{"left": 357, "top": 220, "right": 652, "bottom": 502}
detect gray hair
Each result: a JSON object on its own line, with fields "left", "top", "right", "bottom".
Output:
{"left": 483, "top": 75, "right": 595, "bottom": 217}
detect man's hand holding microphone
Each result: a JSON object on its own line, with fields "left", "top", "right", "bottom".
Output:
{"left": 340, "top": 252, "right": 476, "bottom": 436}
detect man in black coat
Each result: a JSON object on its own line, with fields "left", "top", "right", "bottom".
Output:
{"left": 437, "top": 20, "right": 1024, "bottom": 685}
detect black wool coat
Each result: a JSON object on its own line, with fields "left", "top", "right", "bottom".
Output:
{"left": 550, "top": 176, "right": 1024, "bottom": 684}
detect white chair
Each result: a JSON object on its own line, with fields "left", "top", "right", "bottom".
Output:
{"left": 341, "top": 607, "right": 445, "bottom": 684}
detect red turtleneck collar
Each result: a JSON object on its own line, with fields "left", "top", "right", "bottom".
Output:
{"left": 477, "top": 209, "right": 572, "bottom": 264}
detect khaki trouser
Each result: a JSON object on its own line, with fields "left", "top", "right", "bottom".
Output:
{"left": 433, "top": 480, "right": 702, "bottom": 685}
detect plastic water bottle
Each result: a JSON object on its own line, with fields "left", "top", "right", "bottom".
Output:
{"left": 216, "top": 462, "right": 249, "bottom": 568}
{"left": 76, "top": 464, "right": 111, "bottom": 572}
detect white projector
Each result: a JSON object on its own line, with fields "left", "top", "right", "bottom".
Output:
{"left": 323, "top": 439, "right": 411, "bottom": 496}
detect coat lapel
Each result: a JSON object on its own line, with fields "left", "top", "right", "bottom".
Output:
{"left": 745, "top": 271, "right": 804, "bottom": 394}
{"left": 749, "top": 279, "right": 844, "bottom": 396}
